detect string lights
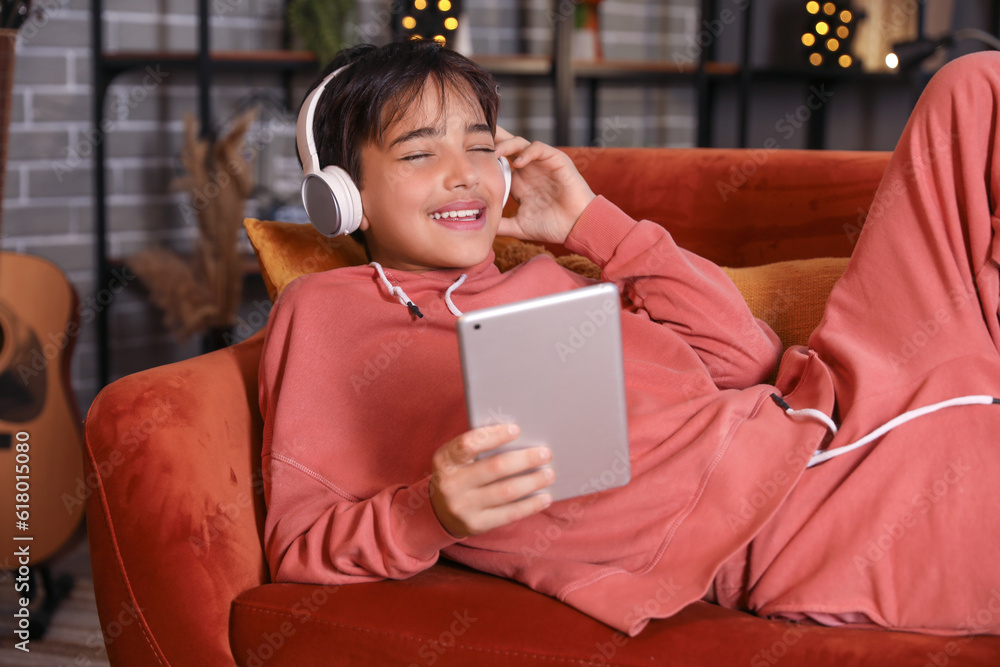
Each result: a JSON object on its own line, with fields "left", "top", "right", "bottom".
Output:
{"left": 396, "top": 0, "right": 462, "bottom": 46}
{"left": 802, "top": 1, "right": 858, "bottom": 69}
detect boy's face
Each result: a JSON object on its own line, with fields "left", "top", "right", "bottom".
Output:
{"left": 357, "top": 81, "right": 506, "bottom": 273}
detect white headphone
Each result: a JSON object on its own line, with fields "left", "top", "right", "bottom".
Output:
{"left": 296, "top": 65, "right": 513, "bottom": 237}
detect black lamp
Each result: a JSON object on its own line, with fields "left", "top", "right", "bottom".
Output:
{"left": 888, "top": 28, "right": 1000, "bottom": 70}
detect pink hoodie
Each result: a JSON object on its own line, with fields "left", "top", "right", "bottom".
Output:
{"left": 261, "top": 53, "right": 1000, "bottom": 638}
{"left": 260, "top": 197, "right": 831, "bottom": 635}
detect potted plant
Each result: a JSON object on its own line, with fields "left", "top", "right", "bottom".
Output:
{"left": 287, "top": 0, "right": 356, "bottom": 65}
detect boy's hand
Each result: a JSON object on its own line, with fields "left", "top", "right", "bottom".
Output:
{"left": 429, "top": 424, "right": 554, "bottom": 538}
{"left": 494, "top": 127, "right": 596, "bottom": 245}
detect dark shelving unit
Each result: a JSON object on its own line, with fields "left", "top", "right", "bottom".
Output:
{"left": 88, "top": 0, "right": 949, "bottom": 389}
{"left": 90, "top": 0, "right": 320, "bottom": 388}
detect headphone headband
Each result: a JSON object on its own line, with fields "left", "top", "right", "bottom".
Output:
{"left": 296, "top": 65, "right": 349, "bottom": 175}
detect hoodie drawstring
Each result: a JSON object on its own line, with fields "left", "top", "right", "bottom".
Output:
{"left": 370, "top": 261, "right": 467, "bottom": 318}
{"left": 371, "top": 262, "right": 423, "bottom": 318}
{"left": 444, "top": 274, "right": 467, "bottom": 316}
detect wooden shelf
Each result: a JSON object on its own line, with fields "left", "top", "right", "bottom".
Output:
{"left": 474, "top": 54, "right": 740, "bottom": 81}
{"left": 748, "top": 66, "right": 910, "bottom": 82}
{"left": 473, "top": 54, "right": 551, "bottom": 77}
{"left": 574, "top": 59, "right": 739, "bottom": 79}
{"left": 99, "top": 49, "right": 319, "bottom": 76}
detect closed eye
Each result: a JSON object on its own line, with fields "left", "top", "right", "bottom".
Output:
{"left": 401, "top": 153, "right": 432, "bottom": 161}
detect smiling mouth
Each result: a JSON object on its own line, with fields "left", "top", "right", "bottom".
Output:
{"left": 429, "top": 208, "right": 483, "bottom": 221}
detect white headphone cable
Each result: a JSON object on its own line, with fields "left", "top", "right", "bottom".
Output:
{"left": 770, "top": 393, "right": 1000, "bottom": 468}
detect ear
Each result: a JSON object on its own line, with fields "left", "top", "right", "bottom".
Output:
{"left": 358, "top": 189, "right": 371, "bottom": 231}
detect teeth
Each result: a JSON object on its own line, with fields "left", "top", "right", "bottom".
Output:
{"left": 430, "top": 209, "right": 481, "bottom": 220}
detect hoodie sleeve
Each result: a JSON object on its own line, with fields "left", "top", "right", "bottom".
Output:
{"left": 563, "top": 196, "right": 782, "bottom": 389}
{"left": 259, "top": 281, "right": 461, "bottom": 585}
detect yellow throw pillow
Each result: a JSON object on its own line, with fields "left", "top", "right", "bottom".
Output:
{"left": 244, "top": 218, "right": 368, "bottom": 299}
{"left": 723, "top": 258, "right": 847, "bottom": 349}
{"left": 243, "top": 218, "right": 847, "bottom": 349}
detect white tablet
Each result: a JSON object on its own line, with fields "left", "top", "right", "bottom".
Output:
{"left": 456, "top": 282, "right": 630, "bottom": 502}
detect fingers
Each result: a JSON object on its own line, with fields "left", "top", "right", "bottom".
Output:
{"left": 508, "top": 140, "right": 556, "bottom": 169}
{"left": 495, "top": 131, "right": 531, "bottom": 159}
{"left": 476, "top": 463, "right": 554, "bottom": 508}
{"left": 463, "top": 443, "right": 553, "bottom": 490}
{"left": 435, "top": 424, "right": 520, "bottom": 471}
{"left": 435, "top": 424, "right": 552, "bottom": 488}
{"left": 435, "top": 466, "right": 554, "bottom": 537}
{"left": 430, "top": 425, "right": 555, "bottom": 537}
{"left": 435, "top": 451, "right": 553, "bottom": 512}
{"left": 472, "top": 487, "right": 553, "bottom": 534}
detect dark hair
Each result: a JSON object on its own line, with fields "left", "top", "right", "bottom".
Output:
{"left": 300, "top": 40, "right": 500, "bottom": 249}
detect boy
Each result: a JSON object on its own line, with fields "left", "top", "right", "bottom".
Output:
{"left": 261, "top": 40, "right": 1000, "bottom": 637}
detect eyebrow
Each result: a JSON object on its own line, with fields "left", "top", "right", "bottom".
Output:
{"left": 388, "top": 122, "right": 493, "bottom": 149}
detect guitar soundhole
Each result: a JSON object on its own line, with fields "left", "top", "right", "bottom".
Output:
{"left": 0, "top": 301, "right": 47, "bottom": 424}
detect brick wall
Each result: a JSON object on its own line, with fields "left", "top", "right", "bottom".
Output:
{"left": 1, "top": 0, "right": 701, "bottom": 414}
{"left": 4, "top": 0, "right": 960, "bottom": 414}
{"left": 13, "top": 0, "right": 965, "bottom": 414}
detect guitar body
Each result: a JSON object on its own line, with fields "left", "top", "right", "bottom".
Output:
{"left": 0, "top": 250, "right": 84, "bottom": 566}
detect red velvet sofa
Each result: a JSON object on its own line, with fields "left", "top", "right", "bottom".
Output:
{"left": 83, "top": 147, "right": 1000, "bottom": 665}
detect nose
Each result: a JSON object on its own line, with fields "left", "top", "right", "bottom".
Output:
{"left": 443, "top": 149, "right": 480, "bottom": 191}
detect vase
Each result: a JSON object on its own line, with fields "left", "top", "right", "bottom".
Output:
{"left": 573, "top": 1, "right": 603, "bottom": 61}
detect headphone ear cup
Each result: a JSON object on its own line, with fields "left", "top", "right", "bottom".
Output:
{"left": 499, "top": 155, "right": 512, "bottom": 207}
{"left": 301, "top": 165, "right": 363, "bottom": 237}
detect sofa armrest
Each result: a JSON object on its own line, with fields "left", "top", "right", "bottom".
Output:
{"left": 84, "top": 332, "right": 268, "bottom": 667}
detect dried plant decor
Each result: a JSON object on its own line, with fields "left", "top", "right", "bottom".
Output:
{"left": 127, "top": 108, "right": 257, "bottom": 342}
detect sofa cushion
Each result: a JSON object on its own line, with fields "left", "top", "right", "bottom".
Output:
{"left": 721, "top": 258, "right": 847, "bottom": 349}
{"left": 244, "top": 218, "right": 847, "bottom": 349}
{"left": 229, "top": 560, "right": 1000, "bottom": 667}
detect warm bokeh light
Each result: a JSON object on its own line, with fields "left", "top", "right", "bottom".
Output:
{"left": 414, "top": 0, "right": 427, "bottom": 9}
{"left": 444, "top": 17, "right": 458, "bottom": 30}
{"left": 402, "top": 16, "right": 417, "bottom": 29}
{"left": 804, "top": 1, "right": 855, "bottom": 69}
{"left": 885, "top": 53, "right": 899, "bottom": 69}
{"left": 438, "top": 0, "right": 451, "bottom": 10}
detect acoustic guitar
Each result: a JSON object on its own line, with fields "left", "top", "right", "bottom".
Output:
{"left": 0, "top": 249, "right": 85, "bottom": 567}
{"left": 0, "top": 9, "right": 85, "bottom": 571}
